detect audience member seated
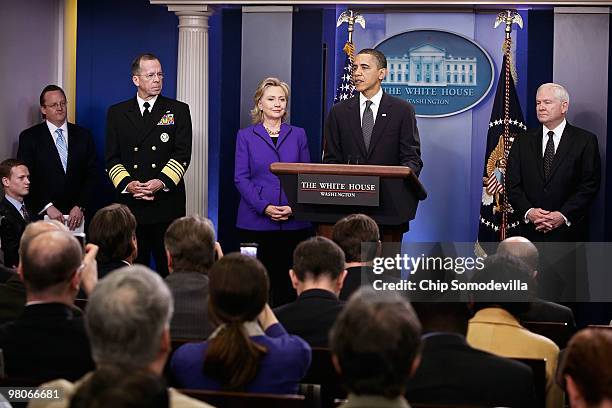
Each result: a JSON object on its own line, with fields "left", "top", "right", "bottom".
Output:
{"left": 330, "top": 288, "right": 421, "bottom": 408}
{"left": 407, "top": 301, "right": 537, "bottom": 407}
{"left": 30, "top": 265, "right": 212, "bottom": 408}
{"left": 171, "top": 253, "right": 311, "bottom": 393}
{"left": 88, "top": 203, "right": 137, "bottom": 278}
{"left": 0, "top": 230, "right": 98, "bottom": 381}
{"left": 467, "top": 254, "right": 563, "bottom": 408}
{"left": 0, "top": 220, "right": 70, "bottom": 324}
{"left": 557, "top": 328, "right": 612, "bottom": 408}
{"left": 0, "top": 158, "right": 32, "bottom": 268}
{"left": 69, "top": 366, "right": 169, "bottom": 408}
{"left": 164, "top": 215, "right": 218, "bottom": 340}
{"left": 332, "top": 214, "right": 381, "bottom": 300}
{"left": 497, "top": 236, "right": 577, "bottom": 331}
{"left": 274, "top": 236, "right": 346, "bottom": 347}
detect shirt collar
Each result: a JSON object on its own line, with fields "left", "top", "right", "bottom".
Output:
{"left": 137, "top": 94, "right": 158, "bottom": 111}
{"left": 4, "top": 194, "right": 24, "bottom": 211}
{"left": 46, "top": 120, "right": 67, "bottom": 136}
{"left": 543, "top": 118, "right": 567, "bottom": 138}
{"left": 360, "top": 88, "right": 383, "bottom": 107}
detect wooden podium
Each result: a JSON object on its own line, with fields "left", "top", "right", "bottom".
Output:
{"left": 270, "top": 163, "right": 427, "bottom": 242}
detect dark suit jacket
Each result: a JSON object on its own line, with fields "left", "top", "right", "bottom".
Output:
{"left": 274, "top": 289, "right": 344, "bottom": 347}
{"left": 0, "top": 274, "right": 25, "bottom": 324}
{"left": 521, "top": 298, "right": 577, "bottom": 332}
{"left": 98, "top": 259, "right": 130, "bottom": 279}
{"left": 506, "top": 123, "right": 601, "bottom": 242}
{"left": 405, "top": 333, "right": 537, "bottom": 408}
{"left": 323, "top": 93, "right": 422, "bottom": 175}
{"left": 0, "top": 303, "right": 95, "bottom": 381}
{"left": 105, "top": 95, "right": 192, "bottom": 224}
{"left": 0, "top": 197, "right": 28, "bottom": 268}
{"left": 17, "top": 122, "right": 97, "bottom": 215}
{"left": 164, "top": 271, "right": 212, "bottom": 340}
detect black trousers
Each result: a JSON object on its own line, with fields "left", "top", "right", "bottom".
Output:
{"left": 135, "top": 221, "right": 172, "bottom": 277}
{"left": 238, "top": 228, "right": 313, "bottom": 307}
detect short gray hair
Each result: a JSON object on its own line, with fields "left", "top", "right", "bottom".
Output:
{"left": 86, "top": 265, "right": 173, "bottom": 368}
{"left": 537, "top": 82, "right": 570, "bottom": 104}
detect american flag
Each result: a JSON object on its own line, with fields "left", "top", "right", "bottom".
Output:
{"left": 334, "top": 42, "right": 356, "bottom": 102}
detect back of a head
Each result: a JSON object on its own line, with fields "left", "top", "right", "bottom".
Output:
{"left": 330, "top": 287, "right": 422, "bottom": 398}
{"left": 21, "top": 230, "right": 82, "bottom": 294}
{"left": 332, "top": 214, "right": 380, "bottom": 263}
{"left": 19, "top": 220, "right": 68, "bottom": 260}
{"left": 471, "top": 254, "right": 534, "bottom": 316}
{"left": 70, "top": 365, "right": 168, "bottom": 408}
{"left": 496, "top": 236, "right": 539, "bottom": 275}
{"left": 89, "top": 204, "right": 137, "bottom": 264}
{"left": 559, "top": 328, "right": 612, "bottom": 406}
{"left": 164, "top": 215, "right": 216, "bottom": 273}
{"left": 204, "top": 253, "right": 269, "bottom": 390}
{"left": 412, "top": 301, "right": 471, "bottom": 335}
{"left": 292, "top": 236, "right": 345, "bottom": 282}
{"left": 86, "top": 265, "right": 173, "bottom": 369}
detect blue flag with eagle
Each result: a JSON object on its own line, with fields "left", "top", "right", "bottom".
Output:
{"left": 478, "top": 51, "right": 526, "bottom": 245}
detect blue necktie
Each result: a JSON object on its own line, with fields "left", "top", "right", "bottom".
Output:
{"left": 55, "top": 128, "right": 68, "bottom": 172}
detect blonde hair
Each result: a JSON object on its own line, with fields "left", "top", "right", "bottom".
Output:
{"left": 250, "top": 77, "right": 290, "bottom": 124}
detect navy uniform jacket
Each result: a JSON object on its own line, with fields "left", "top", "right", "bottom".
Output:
{"left": 105, "top": 95, "right": 192, "bottom": 224}
{"left": 17, "top": 122, "right": 97, "bottom": 215}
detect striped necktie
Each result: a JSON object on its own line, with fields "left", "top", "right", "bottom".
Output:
{"left": 543, "top": 131, "right": 555, "bottom": 179}
{"left": 362, "top": 100, "right": 374, "bottom": 150}
{"left": 55, "top": 128, "right": 68, "bottom": 173}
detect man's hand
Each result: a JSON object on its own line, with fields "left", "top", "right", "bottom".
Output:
{"left": 142, "top": 179, "right": 164, "bottom": 194}
{"left": 80, "top": 243, "right": 99, "bottom": 296}
{"left": 536, "top": 211, "right": 566, "bottom": 233}
{"left": 46, "top": 205, "right": 64, "bottom": 223}
{"left": 126, "top": 180, "right": 155, "bottom": 201}
{"left": 527, "top": 208, "right": 550, "bottom": 225}
{"left": 67, "top": 206, "right": 83, "bottom": 231}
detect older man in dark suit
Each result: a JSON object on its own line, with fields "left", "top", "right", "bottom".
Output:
{"left": 17, "top": 85, "right": 97, "bottom": 230}
{"left": 106, "top": 53, "right": 192, "bottom": 277}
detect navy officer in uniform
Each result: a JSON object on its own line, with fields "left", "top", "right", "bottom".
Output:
{"left": 105, "top": 53, "right": 192, "bottom": 277}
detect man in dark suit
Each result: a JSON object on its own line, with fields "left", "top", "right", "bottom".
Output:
{"left": 507, "top": 83, "right": 600, "bottom": 243}
{"left": 106, "top": 53, "right": 192, "bottom": 277}
{"left": 0, "top": 159, "right": 31, "bottom": 268}
{"left": 0, "top": 229, "right": 98, "bottom": 381}
{"left": 507, "top": 83, "right": 600, "bottom": 302}
{"left": 274, "top": 236, "right": 346, "bottom": 347}
{"left": 164, "top": 215, "right": 219, "bottom": 340}
{"left": 17, "top": 85, "right": 97, "bottom": 230}
{"left": 497, "top": 236, "right": 577, "bottom": 332}
{"left": 407, "top": 302, "right": 537, "bottom": 407}
{"left": 323, "top": 48, "right": 422, "bottom": 173}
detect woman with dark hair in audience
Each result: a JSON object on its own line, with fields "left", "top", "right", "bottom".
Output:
{"left": 170, "top": 253, "right": 311, "bottom": 393}
{"left": 234, "top": 77, "right": 312, "bottom": 306}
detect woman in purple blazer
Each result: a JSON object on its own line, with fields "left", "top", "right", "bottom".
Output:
{"left": 234, "top": 77, "right": 312, "bottom": 306}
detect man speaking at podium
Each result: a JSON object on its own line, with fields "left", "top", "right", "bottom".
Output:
{"left": 323, "top": 48, "right": 422, "bottom": 175}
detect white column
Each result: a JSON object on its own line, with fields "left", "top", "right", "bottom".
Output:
{"left": 150, "top": 1, "right": 213, "bottom": 217}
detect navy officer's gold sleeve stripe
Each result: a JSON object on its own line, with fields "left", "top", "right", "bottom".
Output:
{"left": 108, "top": 164, "right": 131, "bottom": 188}
{"left": 161, "top": 159, "right": 186, "bottom": 186}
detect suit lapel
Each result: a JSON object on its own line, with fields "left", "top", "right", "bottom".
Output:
{"left": 276, "top": 123, "right": 292, "bottom": 150}
{"left": 347, "top": 97, "right": 368, "bottom": 159}
{"left": 546, "top": 123, "right": 576, "bottom": 183}
{"left": 253, "top": 123, "right": 278, "bottom": 151}
{"left": 42, "top": 124, "right": 66, "bottom": 176}
{"left": 529, "top": 128, "right": 545, "bottom": 181}
{"left": 141, "top": 97, "right": 168, "bottom": 143}
{"left": 1, "top": 198, "right": 27, "bottom": 228}
{"left": 65, "top": 123, "right": 78, "bottom": 175}
{"left": 125, "top": 98, "right": 145, "bottom": 136}
{"left": 367, "top": 93, "right": 391, "bottom": 158}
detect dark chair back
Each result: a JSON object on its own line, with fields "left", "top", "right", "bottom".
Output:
{"left": 180, "top": 388, "right": 305, "bottom": 408}
{"left": 301, "top": 347, "right": 345, "bottom": 408}
{"left": 511, "top": 357, "right": 546, "bottom": 408}
{"left": 522, "top": 321, "right": 572, "bottom": 348}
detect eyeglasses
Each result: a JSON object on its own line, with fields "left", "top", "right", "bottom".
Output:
{"left": 137, "top": 72, "right": 164, "bottom": 80}
{"left": 44, "top": 101, "right": 67, "bottom": 109}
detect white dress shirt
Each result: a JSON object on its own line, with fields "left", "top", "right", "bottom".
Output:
{"left": 359, "top": 88, "right": 383, "bottom": 126}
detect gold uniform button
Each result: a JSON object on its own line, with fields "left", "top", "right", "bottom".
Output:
{"left": 152, "top": 164, "right": 156, "bottom": 168}
{"left": 134, "top": 147, "right": 139, "bottom": 152}
{"left": 152, "top": 146, "right": 156, "bottom": 151}
{"left": 133, "top": 164, "right": 138, "bottom": 169}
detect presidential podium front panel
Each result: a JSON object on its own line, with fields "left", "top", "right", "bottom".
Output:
{"left": 270, "top": 163, "right": 427, "bottom": 241}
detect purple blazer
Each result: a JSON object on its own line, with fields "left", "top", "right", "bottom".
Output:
{"left": 235, "top": 123, "right": 311, "bottom": 231}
